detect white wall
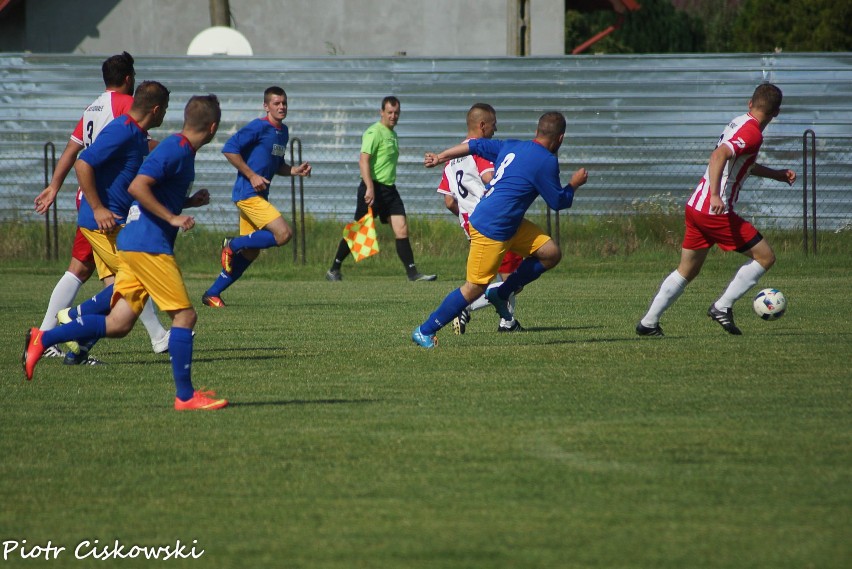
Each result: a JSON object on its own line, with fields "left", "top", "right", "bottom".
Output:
{"left": 22, "top": 0, "right": 559, "bottom": 57}
{"left": 530, "top": 0, "right": 566, "bottom": 55}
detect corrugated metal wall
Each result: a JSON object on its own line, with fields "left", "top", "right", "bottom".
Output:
{"left": 1, "top": 53, "right": 850, "bottom": 230}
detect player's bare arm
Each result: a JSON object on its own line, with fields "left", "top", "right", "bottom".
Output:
{"left": 224, "top": 152, "right": 269, "bottom": 191}
{"left": 424, "top": 142, "right": 472, "bottom": 168}
{"left": 707, "top": 144, "right": 733, "bottom": 214}
{"left": 34, "top": 140, "right": 84, "bottom": 214}
{"left": 129, "top": 174, "right": 195, "bottom": 231}
{"left": 570, "top": 168, "right": 589, "bottom": 189}
{"left": 443, "top": 194, "right": 459, "bottom": 216}
{"left": 752, "top": 164, "right": 796, "bottom": 185}
{"left": 277, "top": 161, "right": 312, "bottom": 177}
{"left": 359, "top": 152, "right": 375, "bottom": 206}
{"left": 75, "top": 159, "right": 119, "bottom": 230}
{"left": 184, "top": 189, "right": 210, "bottom": 208}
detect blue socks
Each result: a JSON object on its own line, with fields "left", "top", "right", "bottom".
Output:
{"left": 169, "top": 327, "right": 195, "bottom": 401}
{"left": 68, "top": 284, "right": 114, "bottom": 319}
{"left": 421, "top": 288, "right": 468, "bottom": 335}
{"left": 206, "top": 253, "right": 253, "bottom": 297}
{"left": 498, "top": 257, "right": 547, "bottom": 300}
{"left": 230, "top": 230, "right": 277, "bottom": 253}
{"left": 43, "top": 314, "right": 106, "bottom": 347}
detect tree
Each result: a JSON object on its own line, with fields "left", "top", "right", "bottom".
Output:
{"left": 731, "top": 0, "right": 852, "bottom": 52}
{"left": 565, "top": 0, "right": 852, "bottom": 54}
{"left": 672, "top": 0, "right": 742, "bottom": 52}
{"left": 565, "top": 0, "right": 705, "bottom": 54}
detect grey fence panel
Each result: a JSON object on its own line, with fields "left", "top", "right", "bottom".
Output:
{"left": 1, "top": 53, "right": 850, "bottom": 230}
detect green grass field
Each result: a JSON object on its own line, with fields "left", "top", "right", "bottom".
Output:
{"left": 0, "top": 219, "right": 849, "bottom": 568}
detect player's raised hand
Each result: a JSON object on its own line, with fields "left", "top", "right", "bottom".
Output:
{"left": 424, "top": 152, "right": 439, "bottom": 168}
{"left": 782, "top": 169, "right": 797, "bottom": 185}
{"left": 94, "top": 206, "right": 120, "bottom": 231}
{"left": 171, "top": 214, "right": 195, "bottom": 232}
{"left": 570, "top": 167, "right": 589, "bottom": 189}
{"left": 292, "top": 162, "right": 312, "bottom": 177}
{"left": 249, "top": 172, "right": 270, "bottom": 191}
{"left": 187, "top": 189, "right": 210, "bottom": 208}
{"left": 34, "top": 186, "right": 59, "bottom": 215}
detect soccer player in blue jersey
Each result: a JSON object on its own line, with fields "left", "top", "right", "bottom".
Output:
{"left": 412, "top": 112, "right": 589, "bottom": 348}
{"left": 23, "top": 94, "right": 228, "bottom": 410}
{"left": 201, "top": 86, "right": 311, "bottom": 308}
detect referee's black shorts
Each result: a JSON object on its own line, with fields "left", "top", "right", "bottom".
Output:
{"left": 354, "top": 180, "right": 406, "bottom": 223}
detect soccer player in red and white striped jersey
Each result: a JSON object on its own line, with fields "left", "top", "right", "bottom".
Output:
{"left": 637, "top": 83, "right": 796, "bottom": 336}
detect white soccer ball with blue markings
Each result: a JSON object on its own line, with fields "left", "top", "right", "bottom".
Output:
{"left": 753, "top": 288, "right": 787, "bottom": 320}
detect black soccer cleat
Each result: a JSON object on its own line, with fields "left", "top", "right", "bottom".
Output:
{"left": 498, "top": 319, "right": 523, "bottom": 333}
{"left": 409, "top": 273, "right": 437, "bottom": 282}
{"left": 635, "top": 322, "right": 664, "bottom": 337}
{"left": 452, "top": 308, "right": 471, "bottom": 335}
{"left": 707, "top": 304, "right": 742, "bottom": 335}
{"left": 325, "top": 269, "right": 343, "bottom": 281}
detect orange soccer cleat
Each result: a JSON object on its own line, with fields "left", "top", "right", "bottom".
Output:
{"left": 201, "top": 294, "right": 226, "bottom": 308}
{"left": 22, "top": 327, "right": 46, "bottom": 381}
{"left": 174, "top": 389, "right": 229, "bottom": 411}
{"left": 220, "top": 237, "right": 234, "bottom": 274}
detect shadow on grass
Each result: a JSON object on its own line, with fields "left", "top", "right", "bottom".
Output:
{"left": 536, "top": 335, "right": 664, "bottom": 346}
{"left": 521, "top": 325, "right": 603, "bottom": 332}
{"left": 229, "top": 398, "right": 380, "bottom": 407}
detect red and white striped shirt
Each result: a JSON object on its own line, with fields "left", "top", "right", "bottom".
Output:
{"left": 437, "top": 138, "right": 495, "bottom": 238}
{"left": 687, "top": 112, "right": 763, "bottom": 215}
{"left": 70, "top": 90, "right": 134, "bottom": 148}
{"left": 70, "top": 90, "right": 134, "bottom": 208}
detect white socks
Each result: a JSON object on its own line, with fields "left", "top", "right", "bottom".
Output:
{"left": 715, "top": 260, "right": 766, "bottom": 310}
{"left": 641, "top": 270, "right": 689, "bottom": 327}
{"left": 138, "top": 298, "right": 168, "bottom": 342}
{"left": 40, "top": 271, "right": 83, "bottom": 331}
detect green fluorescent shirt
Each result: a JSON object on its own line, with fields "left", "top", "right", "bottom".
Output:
{"left": 360, "top": 121, "right": 398, "bottom": 185}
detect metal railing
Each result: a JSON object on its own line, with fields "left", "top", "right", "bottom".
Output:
{"left": 43, "top": 142, "right": 58, "bottom": 260}
{"left": 36, "top": 130, "right": 846, "bottom": 262}
{"left": 802, "top": 129, "right": 817, "bottom": 255}
{"left": 289, "top": 137, "right": 306, "bottom": 264}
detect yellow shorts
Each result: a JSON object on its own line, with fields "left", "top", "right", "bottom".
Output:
{"left": 112, "top": 251, "right": 191, "bottom": 314}
{"left": 236, "top": 196, "right": 282, "bottom": 235}
{"left": 466, "top": 219, "right": 551, "bottom": 285}
{"left": 80, "top": 226, "right": 122, "bottom": 280}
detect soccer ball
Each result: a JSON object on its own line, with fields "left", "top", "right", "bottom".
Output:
{"left": 753, "top": 288, "right": 787, "bottom": 320}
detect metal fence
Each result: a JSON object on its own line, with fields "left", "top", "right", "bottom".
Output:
{"left": 2, "top": 53, "right": 851, "bottom": 236}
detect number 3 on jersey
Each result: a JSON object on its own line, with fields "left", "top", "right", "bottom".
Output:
{"left": 484, "top": 153, "right": 515, "bottom": 197}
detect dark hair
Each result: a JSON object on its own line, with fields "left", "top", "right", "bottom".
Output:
{"left": 467, "top": 102, "right": 496, "bottom": 128}
{"left": 131, "top": 80, "right": 170, "bottom": 113}
{"left": 536, "top": 112, "right": 567, "bottom": 138}
{"left": 101, "top": 51, "right": 135, "bottom": 88}
{"left": 264, "top": 86, "right": 286, "bottom": 104}
{"left": 184, "top": 94, "right": 221, "bottom": 130}
{"left": 752, "top": 83, "right": 783, "bottom": 115}
{"left": 381, "top": 96, "right": 400, "bottom": 110}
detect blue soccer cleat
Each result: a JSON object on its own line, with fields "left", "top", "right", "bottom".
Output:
{"left": 411, "top": 326, "right": 437, "bottom": 349}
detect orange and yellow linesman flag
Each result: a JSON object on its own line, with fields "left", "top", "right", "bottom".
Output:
{"left": 343, "top": 207, "right": 380, "bottom": 262}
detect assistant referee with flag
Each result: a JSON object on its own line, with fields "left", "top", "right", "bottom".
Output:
{"left": 326, "top": 95, "right": 436, "bottom": 282}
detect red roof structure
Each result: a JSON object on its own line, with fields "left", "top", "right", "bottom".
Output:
{"left": 569, "top": 0, "right": 642, "bottom": 54}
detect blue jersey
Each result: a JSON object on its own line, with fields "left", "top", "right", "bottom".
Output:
{"left": 222, "top": 117, "right": 289, "bottom": 202}
{"left": 467, "top": 138, "right": 575, "bottom": 241}
{"left": 118, "top": 134, "right": 197, "bottom": 255}
{"left": 77, "top": 115, "right": 149, "bottom": 230}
